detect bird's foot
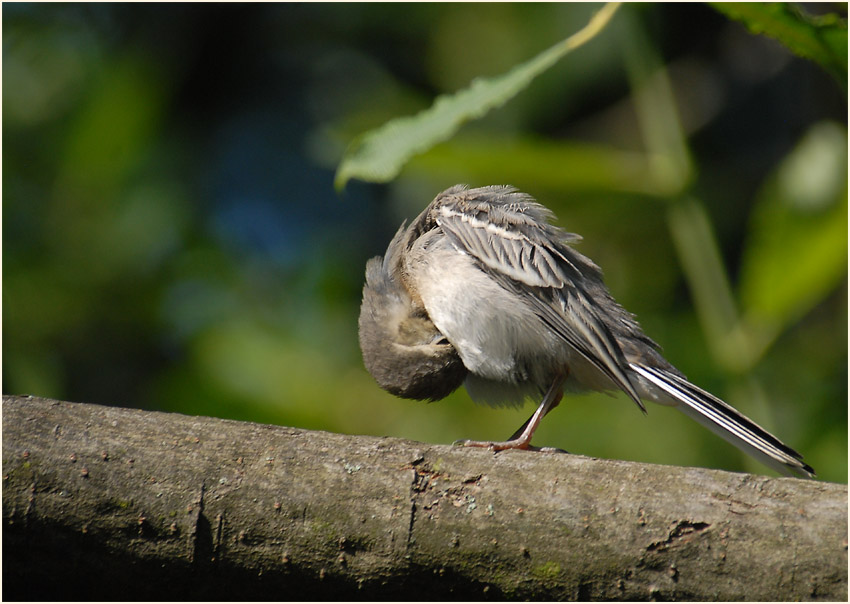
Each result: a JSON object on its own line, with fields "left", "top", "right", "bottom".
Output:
{"left": 453, "top": 438, "right": 527, "bottom": 451}
{"left": 528, "top": 445, "right": 569, "bottom": 454}
{"left": 453, "top": 439, "right": 568, "bottom": 454}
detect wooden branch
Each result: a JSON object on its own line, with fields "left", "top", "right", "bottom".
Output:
{"left": 3, "top": 394, "right": 846, "bottom": 601}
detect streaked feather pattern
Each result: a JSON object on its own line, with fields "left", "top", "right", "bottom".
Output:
{"left": 432, "top": 186, "right": 643, "bottom": 407}
{"left": 361, "top": 184, "right": 814, "bottom": 478}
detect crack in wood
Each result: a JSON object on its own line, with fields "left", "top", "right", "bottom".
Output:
{"left": 646, "top": 520, "right": 711, "bottom": 552}
{"left": 190, "top": 481, "right": 211, "bottom": 565}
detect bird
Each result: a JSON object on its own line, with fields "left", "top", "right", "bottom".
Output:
{"left": 358, "top": 184, "right": 814, "bottom": 478}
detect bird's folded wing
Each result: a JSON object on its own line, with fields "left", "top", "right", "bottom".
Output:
{"left": 434, "top": 190, "right": 643, "bottom": 408}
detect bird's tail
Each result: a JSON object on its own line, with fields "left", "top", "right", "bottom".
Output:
{"left": 629, "top": 364, "right": 814, "bottom": 479}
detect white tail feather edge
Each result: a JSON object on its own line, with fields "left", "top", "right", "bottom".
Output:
{"left": 629, "top": 364, "right": 814, "bottom": 478}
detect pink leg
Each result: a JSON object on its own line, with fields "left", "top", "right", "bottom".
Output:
{"left": 458, "top": 374, "right": 566, "bottom": 451}
{"left": 506, "top": 393, "right": 564, "bottom": 441}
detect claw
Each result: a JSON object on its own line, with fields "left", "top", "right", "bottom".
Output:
{"left": 455, "top": 439, "right": 569, "bottom": 453}
{"left": 453, "top": 374, "right": 567, "bottom": 453}
{"left": 456, "top": 438, "right": 530, "bottom": 451}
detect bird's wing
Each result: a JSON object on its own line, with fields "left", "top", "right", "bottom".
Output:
{"left": 432, "top": 186, "right": 581, "bottom": 289}
{"left": 433, "top": 186, "right": 643, "bottom": 408}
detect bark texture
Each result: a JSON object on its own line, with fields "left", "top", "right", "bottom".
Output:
{"left": 3, "top": 394, "right": 847, "bottom": 601}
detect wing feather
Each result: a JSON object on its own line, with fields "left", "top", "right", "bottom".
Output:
{"left": 436, "top": 203, "right": 572, "bottom": 288}
{"left": 432, "top": 185, "right": 643, "bottom": 407}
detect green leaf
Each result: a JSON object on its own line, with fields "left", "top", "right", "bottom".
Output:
{"left": 739, "top": 121, "right": 848, "bottom": 337}
{"left": 711, "top": 3, "right": 847, "bottom": 90}
{"left": 407, "top": 135, "right": 679, "bottom": 197}
{"left": 334, "top": 2, "right": 621, "bottom": 190}
{"left": 621, "top": 7, "right": 694, "bottom": 196}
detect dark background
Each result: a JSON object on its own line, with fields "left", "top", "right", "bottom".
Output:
{"left": 4, "top": 3, "right": 847, "bottom": 481}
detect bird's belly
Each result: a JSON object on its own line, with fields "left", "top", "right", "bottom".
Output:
{"left": 410, "top": 246, "right": 568, "bottom": 386}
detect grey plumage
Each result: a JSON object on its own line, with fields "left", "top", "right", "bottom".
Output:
{"left": 358, "top": 184, "right": 814, "bottom": 478}
{"left": 359, "top": 224, "right": 467, "bottom": 401}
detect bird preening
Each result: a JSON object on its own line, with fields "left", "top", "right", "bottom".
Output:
{"left": 358, "top": 184, "right": 814, "bottom": 478}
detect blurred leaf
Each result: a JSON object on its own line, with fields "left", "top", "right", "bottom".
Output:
{"left": 57, "top": 53, "right": 167, "bottom": 198}
{"left": 711, "top": 2, "right": 847, "bottom": 90}
{"left": 3, "top": 21, "right": 96, "bottom": 126}
{"left": 334, "top": 2, "right": 621, "bottom": 189}
{"left": 623, "top": 11, "right": 742, "bottom": 371}
{"left": 409, "top": 135, "right": 679, "bottom": 197}
{"left": 622, "top": 8, "right": 693, "bottom": 193}
{"left": 740, "top": 121, "right": 848, "bottom": 340}
{"left": 667, "top": 198, "right": 752, "bottom": 372}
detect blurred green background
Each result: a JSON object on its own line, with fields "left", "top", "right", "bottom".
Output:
{"left": 4, "top": 3, "right": 846, "bottom": 482}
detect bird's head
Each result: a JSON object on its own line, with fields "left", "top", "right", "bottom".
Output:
{"left": 358, "top": 226, "right": 467, "bottom": 401}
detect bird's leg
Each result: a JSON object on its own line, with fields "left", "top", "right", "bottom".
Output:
{"left": 507, "top": 396, "right": 561, "bottom": 441}
{"left": 457, "top": 373, "right": 566, "bottom": 451}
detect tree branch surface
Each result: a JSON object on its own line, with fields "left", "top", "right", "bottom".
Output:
{"left": 3, "top": 395, "right": 847, "bottom": 601}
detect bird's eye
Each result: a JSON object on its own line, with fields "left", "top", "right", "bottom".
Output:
{"left": 431, "top": 334, "right": 450, "bottom": 346}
